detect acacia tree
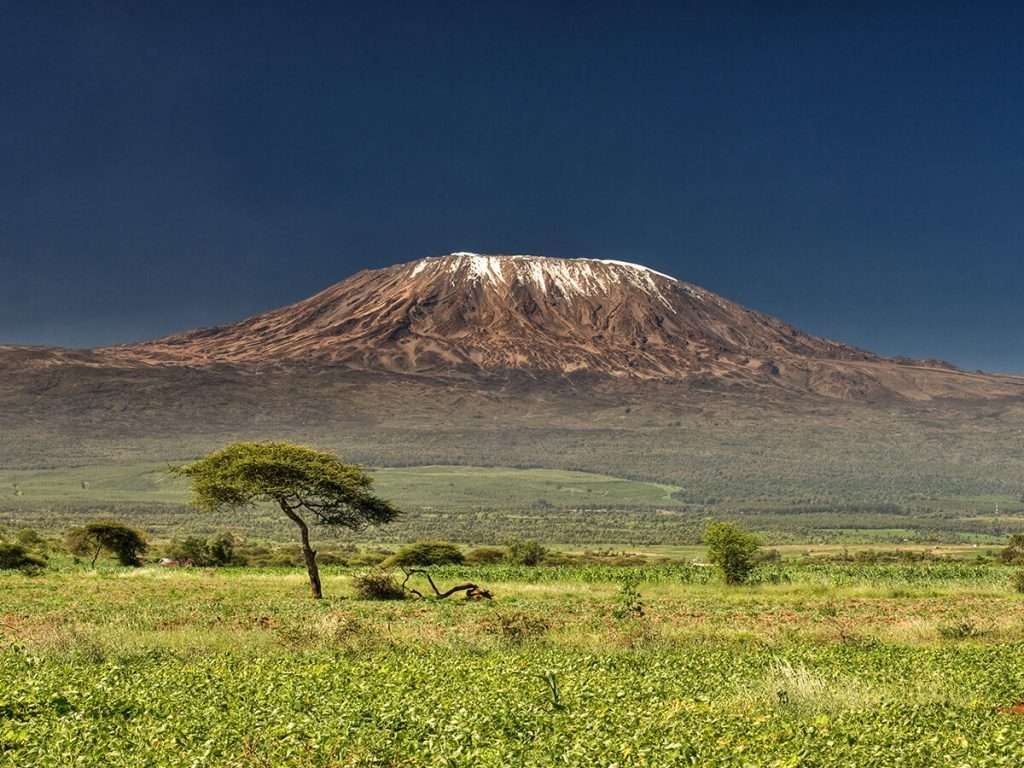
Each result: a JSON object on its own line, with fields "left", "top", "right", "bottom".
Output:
{"left": 66, "top": 521, "right": 148, "bottom": 567}
{"left": 173, "top": 442, "right": 398, "bottom": 598}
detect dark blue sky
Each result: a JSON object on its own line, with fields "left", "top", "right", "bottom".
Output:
{"left": 2, "top": 2, "right": 1021, "bottom": 372}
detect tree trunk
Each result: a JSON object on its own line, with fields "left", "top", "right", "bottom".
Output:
{"left": 280, "top": 502, "right": 322, "bottom": 599}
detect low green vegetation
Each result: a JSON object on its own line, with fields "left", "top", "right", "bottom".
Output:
{"left": 3, "top": 461, "right": 1023, "bottom": 546}
{"left": 4, "top": 560, "right": 1024, "bottom": 766}
{"left": 704, "top": 520, "right": 760, "bottom": 584}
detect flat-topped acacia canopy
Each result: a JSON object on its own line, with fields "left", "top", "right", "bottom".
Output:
{"left": 174, "top": 442, "right": 398, "bottom": 598}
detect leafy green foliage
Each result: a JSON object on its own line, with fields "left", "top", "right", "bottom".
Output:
{"left": 704, "top": 521, "right": 760, "bottom": 585}
{"left": 172, "top": 442, "right": 398, "bottom": 528}
{"left": 6, "top": 563, "right": 1024, "bottom": 765}
{"left": 174, "top": 442, "right": 399, "bottom": 598}
{"left": 166, "top": 532, "right": 241, "bottom": 566}
{"left": 64, "top": 520, "right": 147, "bottom": 566}
{"left": 506, "top": 539, "right": 547, "bottom": 566}
{"left": 383, "top": 540, "right": 464, "bottom": 567}
{"left": 611, "top": 581, "right": 644, "bottom": 619}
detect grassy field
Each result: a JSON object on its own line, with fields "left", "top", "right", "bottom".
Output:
{"left": 4, "top": 461, "right": 1024, "bottom": 546}
{"left": 4, "top": 562, "right": 1024, "bottom": 766}
{"left": 0, "top": 463, "right": 682, "bottom": 510}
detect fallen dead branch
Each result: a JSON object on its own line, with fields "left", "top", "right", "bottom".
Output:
{"left": 399, "top": 568, "right": 493, "bottom": 600}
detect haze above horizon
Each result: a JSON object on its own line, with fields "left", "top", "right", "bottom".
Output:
{"left": 2, "top": 3, "right": 1022, "bottom": 373}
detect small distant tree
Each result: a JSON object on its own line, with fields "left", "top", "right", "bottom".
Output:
{"left": 173, "top": 442, "right": 398, "bottom": 598}
{"left": 65, "top": 521, "right": 148, "bottom": 567}
{"left": 704, "top": 521, "right": 760, "bottom": 585}
{"left": 1000, "top": 534, "right": 1024, "bottom": 565}
{"left": 506, "top": 539, "right": 547, "bottom": 566}
{"left": 167, "top": 531, "right": 240, "bottom": 566}
{"left": 384, "top": 541, "right": 464, "bottom": 567}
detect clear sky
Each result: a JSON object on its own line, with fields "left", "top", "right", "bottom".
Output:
{"left": 2, "top": 2, "right": 1021, "bottom": 372}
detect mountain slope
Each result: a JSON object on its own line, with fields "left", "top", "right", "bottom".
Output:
{"left": 86, "top": 251, "right": 1018, "bottom": 401}
{"left": 2, "top": 252, "right": 1023, "bottom": 515}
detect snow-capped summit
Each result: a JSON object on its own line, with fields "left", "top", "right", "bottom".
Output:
{"left": 107, "top": 251, "right": 879, "bottom": 383}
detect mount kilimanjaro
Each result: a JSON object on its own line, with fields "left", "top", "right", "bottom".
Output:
{"left": 13, "top": 251, "right": 1019, "bottom": 402}
{"left": 2, "top": 251, "right": 1023, "bottom": 503}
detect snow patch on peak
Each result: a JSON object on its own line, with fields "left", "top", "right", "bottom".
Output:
{"left": 596, "top": 259, "right": 676, "bottom": 282}
{"left": 414, "top": 252, "right": 679, "bottom": 309}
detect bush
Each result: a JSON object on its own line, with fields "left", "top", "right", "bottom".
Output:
{"left": 1000, "top": 534, "right": 1024, "bottom": 565}
{"left": 704, "top": 521, "right": 760, "bottom": 585}
{"left": 1011, "top": 570, "right": 1024, "bottom": 594}
{"left": 0, "top": 543, "right": 46, "bottom": 571}
{"left": 466, "top": 546, "right": 507, "bottom": 564}
{"left": 166, "top": 532, "right": 241, "bottom": 566}
{"left": 612, "top": 581, "right": 644, "bottom": 619}
{"left": 166, "top": 536, "right": 207, "bottom": 563}
{"left": 205, "top": 532, "right": 238, "bottom": 565}
{"left": 383, "top": 541, "right": 465, "bottom": 567}
{"left": 352, "top": 570, "right": 406, "bottom": 600}
{"left": 506, "top": 539, "right": 547, "bottom": 566}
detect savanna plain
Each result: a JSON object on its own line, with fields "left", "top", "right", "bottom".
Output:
{"left": 5, "top": 553, "right": 1024, "bottom": 766}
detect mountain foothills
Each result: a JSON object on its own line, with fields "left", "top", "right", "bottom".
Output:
{"left": 1, "top": 252, "right": 1023, "bottom": 526}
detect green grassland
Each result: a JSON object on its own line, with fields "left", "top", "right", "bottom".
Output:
{"left": 2, "top": 461, "right": 1023, "bottom": 546}
{"left": 4, "top": 563, "right": 1024, "bottom": 766}
{"left": 0, "top": 463, "right": 682, "bottom": 509}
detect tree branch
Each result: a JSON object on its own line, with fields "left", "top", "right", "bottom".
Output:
{"left": 399, "top": 568, "right": 492, "bottom": 600}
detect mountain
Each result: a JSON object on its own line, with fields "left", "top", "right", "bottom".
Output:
{"left": 75, "top": 251, "right": 1013, "bottom": 401}
{"left": 2, "top": 252, "right": 1023, "bottom": 522}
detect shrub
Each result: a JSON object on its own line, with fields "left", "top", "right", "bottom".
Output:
{"left": 704, "top": 521, "right": 760, "bottom": 585}
{"left": 1011, "top": 570, "right": 1024, "bottom": 594}
{"left": 0, "top": 543, "right": 46, "bottom": 571}
{"left": 383, "top": 541, "right": 464, "bottom": 567}
{"left": 352, "top": 570, "right": 406, "bottom": 600}
{"left": 506, "top": 539, "right": 547, "bottom": 566}
{"left": 1000, "top": 534, "right": 1024, "bottom": 565}
{"left": 466, "top": 546, "right": 506, "bottom": 564}
{"left": 166, "top": 532, "right": 241, "bottom": 566}
{"left": 205, "top": 532, "right": 238, "bottom": 566}
{"left": 612, "top": 581, "right": 644, "bottom": 619}
{"left": 166, "top": 536, "right": 208, "bottom": 563}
